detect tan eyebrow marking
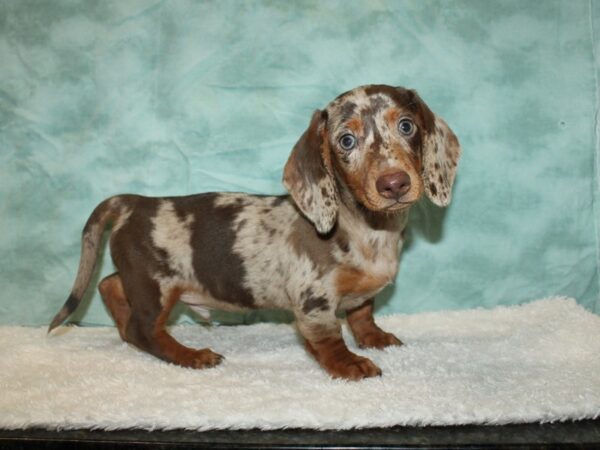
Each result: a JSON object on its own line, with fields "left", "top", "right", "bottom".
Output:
{"left": 384, "top": 108, "right": 402, "bottom": 127}
{"left": 346, "top": 117, "right": 363, "bottom": 135}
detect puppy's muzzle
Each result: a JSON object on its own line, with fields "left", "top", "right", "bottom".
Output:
{"left": 376, "top": 171, "right": 411, "bottom": 200}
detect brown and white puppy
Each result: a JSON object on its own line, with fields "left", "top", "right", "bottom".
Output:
{"left": 49, "top": 85, "right": 461, "bottom": 380}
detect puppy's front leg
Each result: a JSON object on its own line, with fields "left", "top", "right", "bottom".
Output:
{"left": 347, "top": 299, "right": 403, "bottom": 349}
{"left": 295, "top": 307, "right": 381, "bottom": 381}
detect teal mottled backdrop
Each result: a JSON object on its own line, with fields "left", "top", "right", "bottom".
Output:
{"left": 0, "top": 0, "right": 598, "bottom": 325}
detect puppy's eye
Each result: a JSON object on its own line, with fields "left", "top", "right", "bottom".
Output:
{"left": 339, "top": 133, "right": 357, "bottom": 151}
{"left": 398, "top": 119, "right": 415, "bottom": 136}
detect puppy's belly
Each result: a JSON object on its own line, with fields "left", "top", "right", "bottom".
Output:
{"left": 179, "top": 291, "right": 248, "bottom": 319}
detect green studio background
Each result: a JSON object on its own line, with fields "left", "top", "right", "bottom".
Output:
{"left": 0, "top": 0, "right": 598, "bottom": 326}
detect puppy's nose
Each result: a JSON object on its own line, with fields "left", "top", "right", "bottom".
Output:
{"left": 376, "top": 171, "right": 411, "bottom": 199}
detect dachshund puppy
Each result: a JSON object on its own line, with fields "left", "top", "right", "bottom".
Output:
{"left": 49, "top": 85, "right": 461, "bottom": 380}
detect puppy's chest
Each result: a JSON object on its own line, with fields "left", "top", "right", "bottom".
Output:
{"left": 334, "top": 233, "right": 402, "bottom": 304}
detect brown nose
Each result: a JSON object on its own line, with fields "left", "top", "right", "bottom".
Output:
{"left": 376, "top": 171, "right": 411, "bottom": 199}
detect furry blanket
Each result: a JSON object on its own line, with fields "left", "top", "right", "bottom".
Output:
{"left": 1, "top": 297, "right": 599, "bottom": 430}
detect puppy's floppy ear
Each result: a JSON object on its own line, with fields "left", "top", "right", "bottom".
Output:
{"left": 411, "top": 91, "right": 462, "bottom": 206}
{"left": 283, "top": 109, "right": 338, "bottom": 234}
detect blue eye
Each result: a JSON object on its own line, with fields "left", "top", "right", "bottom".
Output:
{"left": 339, "top": 134, "right": 357, "bottom": 150}
{"left": 398, "top": 118, "right": 415, "bottom": 135}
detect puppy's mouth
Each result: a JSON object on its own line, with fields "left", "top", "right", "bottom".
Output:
{"left": 382, "top": 199, "right": 414, "bottom": 212}
{"left": 362, "top": 196, "right": 415, "bottom": 213}
{"left": 357, "top": 187, "right": 418, "bottom": 213}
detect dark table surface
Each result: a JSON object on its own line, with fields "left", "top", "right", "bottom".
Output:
{"left": 1, "top": 419, "right": 600, "bottom": 449}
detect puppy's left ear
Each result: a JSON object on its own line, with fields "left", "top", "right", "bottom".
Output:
{"left": 412, "top": 91, "right": 462, "bottom": 206}
{"left": 283, "top": 110, "right": 338, "bottom": 234}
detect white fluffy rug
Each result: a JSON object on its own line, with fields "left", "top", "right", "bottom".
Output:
{"left": 1, "top": 297, "right": 599, "bottom": 431}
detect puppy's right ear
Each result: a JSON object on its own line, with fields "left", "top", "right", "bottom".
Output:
{"left": 283, "top": 110, "right": 338, "bottom": 234}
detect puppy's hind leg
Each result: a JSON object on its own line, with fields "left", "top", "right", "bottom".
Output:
{"left": 152, "top": 286, "right": 224, "bottom": 369}
{"left": 98, "top": 273, "right": 131, "bottom": 342}
{"left": 121, "top": 276, "right": 223, "bottom": 370}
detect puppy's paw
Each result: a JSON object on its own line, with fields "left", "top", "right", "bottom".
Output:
{"left": 357, "top": 331, "right": 403, "bottom": 350}
{"left": 327, "top": 353, "right": 382, "bottom": 381}
{"left": 305, "top": 335, "right": 382, "bottom": 381}
{"left": 178, "top": 348, "right": 224, "bottom": 369}
{"left": 193, "top": 349, "right": 224, "bottom": 369}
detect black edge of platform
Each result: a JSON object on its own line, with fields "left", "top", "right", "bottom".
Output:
{"left": 1, "top": 419, "right": 600, "bottom": 450}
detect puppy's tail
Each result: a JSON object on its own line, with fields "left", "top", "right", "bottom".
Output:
{"left": 48, "top": 196, "right": 129, "bottom": 333}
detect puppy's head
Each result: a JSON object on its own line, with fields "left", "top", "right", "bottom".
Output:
{"left": 283, "top": 85, "right": 461, "bottom": 234}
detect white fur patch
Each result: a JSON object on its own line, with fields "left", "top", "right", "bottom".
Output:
{"left": 151, "top": 201, "right": 195, "bottom": 280}
{"left": 224, "top": 196, "right": 304, "bottom": 310}
{"left": 109, "top": 197, "right": 132, "bottom": 233}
